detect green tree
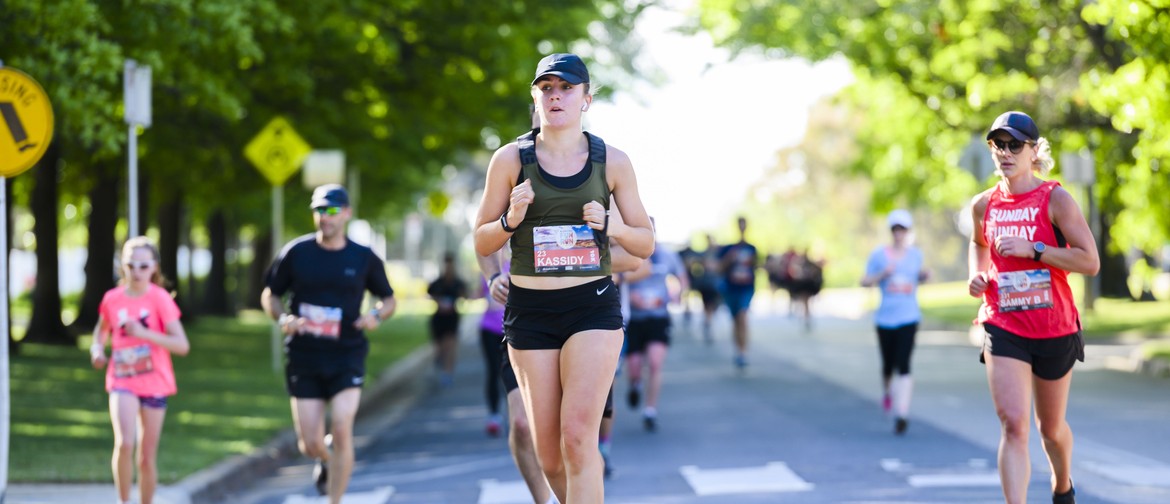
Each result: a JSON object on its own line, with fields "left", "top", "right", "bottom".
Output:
{"left": 695, "top": 0, "right": 1166, "bottom": 298}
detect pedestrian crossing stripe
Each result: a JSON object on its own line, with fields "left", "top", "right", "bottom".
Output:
{"left": 680, "top": 462, "right": 814, "bottom": 495}
{"left": 1082, "top": 462, "right": 1170, "bottom": 487}
{"left": 282, "top": 486, "right": 394, "bottom": 504}
{"left": 881, "top": 458, "right": 998, "bottom": 488}
{"left": 478, "top": 479, "right": 540, "bottom": 504}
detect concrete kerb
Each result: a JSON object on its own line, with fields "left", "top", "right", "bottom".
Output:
{"left": 175, "top": 343, "right": 436, "bottom": 504}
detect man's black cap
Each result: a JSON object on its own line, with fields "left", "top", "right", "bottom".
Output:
{"left": 531, "top": 53, "right": 590, "bottom": 86}
{"left": 986, "top": 111, "right": 1040, "bottom": 142}
{"left": 310, "top": 184, "right": 349, "bottom": 209}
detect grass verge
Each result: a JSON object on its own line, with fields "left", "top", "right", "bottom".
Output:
{"left": 9, "top": 308, "right": 430, "bottom": 483}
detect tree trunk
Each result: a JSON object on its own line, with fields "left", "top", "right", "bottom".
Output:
{"left": 1097, "top": 213, "right": 1131, "bottom": 299}
{"left": 136, "top": 171, "right": 149, "bottom": 236}
{"left": 25, "top": 142, "right": 73, "bottom": 345}
{"left": 246, "top": 229, "right": 272, "bottom": 309}
{"left": 202, "top": 209, "right": 230, "bottom": 315}
{"left": 158, "top": 191, "right": 181, "bottom": 292}
{"left": 69, "top": 165, "right": 120, "bottom": 334}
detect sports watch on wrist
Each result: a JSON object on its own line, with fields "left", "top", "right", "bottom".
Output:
{"left": 500, "top": 212, "right": 517, "bottom": 233}
{"left": 1032, "top": 241, "right": 1046, "bottom": 262}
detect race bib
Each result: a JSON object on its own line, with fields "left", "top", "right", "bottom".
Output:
{"left": 996, "top": 269, "right": 1053, "bottom": 312}
{"left": 886, "top": 274, "right": 915, "bottom": 295}
{"left": 113, "top": 345, "right": 154, "bottom": 378}
{"left": 630, "top": 290, "right": 665, "bottom": 310}
{"left": 299, "top": 302, "right": 343, "bottom": 339}
{"left": 533, "top": 224, "right": 601, "bottom": 274}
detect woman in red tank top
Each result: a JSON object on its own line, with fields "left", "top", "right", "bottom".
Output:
{"left": 967, "top": 111, "right": 1099, "bottom": 504}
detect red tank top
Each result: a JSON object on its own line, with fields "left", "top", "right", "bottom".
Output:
{"left": 977, "top": 180, "right": 1080, "bottom": 338}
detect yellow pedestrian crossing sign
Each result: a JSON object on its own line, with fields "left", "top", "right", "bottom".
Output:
{"left": 245, "top": 116, "right": 311, "bottom": 186}
{"left": 0, "top": 66, "right": 54, "bottom": 178}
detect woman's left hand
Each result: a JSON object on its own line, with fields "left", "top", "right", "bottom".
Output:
{"left": 583, "top": 200, "right": 607, "bottom": 231}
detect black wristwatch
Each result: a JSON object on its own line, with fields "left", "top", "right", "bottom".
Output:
{"left": 1032, "top": 241, "right": 1046, "bottom": 262}
{"left": 500, "top": 212, "right": 517, "bottom": 233}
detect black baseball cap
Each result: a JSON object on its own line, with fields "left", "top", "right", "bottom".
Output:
{"left": 531, "top": 53, "right": 589, "bottom": 86}
{"left": 310, "top": 184, "right": 349, "bottom": 209}
{"left": 986, "top": 111, "right": 1039, "bottom": 142}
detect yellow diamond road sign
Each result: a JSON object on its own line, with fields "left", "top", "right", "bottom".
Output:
{"left": 245, "top": 116, "right": 311, "bottom": 186}
{"left": 0, "top": 66, "right": 54, "bottom": 178}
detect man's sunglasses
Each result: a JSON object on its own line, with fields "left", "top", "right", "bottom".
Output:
{"left": 124, "top": 260, "right": 154, "bottom": 271}
{"left": 988, "top": 138, "right": 1032, "bottom": 154}
{"left": 314, "top": 206, "right": 343, "bottom": 216}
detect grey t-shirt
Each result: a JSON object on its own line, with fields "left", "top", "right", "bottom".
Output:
{"left": 628, "top": 245, "right": 685, "bottom": 320}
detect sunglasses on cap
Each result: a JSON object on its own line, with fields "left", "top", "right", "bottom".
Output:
{"left": 314, "top": 206, "right": 343, "bottom": 216}
{"left": 987, "top": 138, "right": 1032, "bottom": 154}
{"left": 124, "top": 260, "right": 154, "bottom": 271}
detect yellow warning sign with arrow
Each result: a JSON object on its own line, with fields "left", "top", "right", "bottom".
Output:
{"left": 0, "top": 67, "right": 54, "bottom": 178}
{"left": 245, "top": 116, "right": 311, "bottom": 186}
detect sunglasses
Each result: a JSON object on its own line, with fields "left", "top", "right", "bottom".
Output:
{"left": 314, "top": 206, "right": 343, "bottom": 216}
{"left": 988, "top": 138, "right": 1032, "bottom": 154}
{"left": 124, "top": 260, "right": 154, "bottom": 271}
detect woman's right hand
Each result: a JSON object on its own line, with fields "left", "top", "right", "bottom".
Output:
{"left": 968, "top": 272, "right": 989, "bottom": 297}
{"left": 90, "top": 346, "right": 107, "bottom": 370}
{"left": 507, "top": 180, "right": 534, "bottom": 225}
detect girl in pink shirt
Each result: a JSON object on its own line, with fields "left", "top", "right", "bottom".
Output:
{"left": 90, "top": 237, "right": 190, "bottom": 504}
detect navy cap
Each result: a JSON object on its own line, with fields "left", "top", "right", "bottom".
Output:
{"left": 531, "top": 53, "right": 590, "bottom": 86}
{"left": 986, "top": 111, "right": 1040, "bottom": 142}
{"left": 310, "top": 184, "right": 349, "bottom": 209}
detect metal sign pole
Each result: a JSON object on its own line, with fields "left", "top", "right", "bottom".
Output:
{"left": 271, "top": 185, "right": 283, "bottom": 372}
{"left": 128, "top": 125, "right": 138, "bottom": 237}
{"left": 1, "top": 176, "right": 9, "bottom": 504}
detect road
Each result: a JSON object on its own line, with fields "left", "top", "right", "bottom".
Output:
{"left": 227, "top": 292, "right": 1170, "bottom": 503}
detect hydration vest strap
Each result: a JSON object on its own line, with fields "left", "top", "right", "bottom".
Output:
{"left": 516, "top": 128, "right": 538, "bottom": 184}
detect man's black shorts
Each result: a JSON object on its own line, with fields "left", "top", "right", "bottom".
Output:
{"left": 627, "top": 317, "right": 671, "bottom": 354}
{"left": 286, "top": 348, "right": 367, "bottom": 399}
{"left": 980, "top": 324, "right": 1084, "bottom": 380}
{"left": 430, "top": 314, "right": 460, "bottom": 339}
{"left": 505, "top": 277, "right": 623, "bottom": 350}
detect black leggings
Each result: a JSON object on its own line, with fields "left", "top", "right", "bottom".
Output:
{"left": 480, "top": 329, "right": 504, "bottom": 415}
{"left": 877, "top": 322, "right": 918, "bottom": 377}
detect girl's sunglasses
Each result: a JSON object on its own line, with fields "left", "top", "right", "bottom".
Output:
{"left": 314, "top": 206, "right": 342, "bottom": 216}
{"left": 124, "top": 260, "right": 154, "bottom": 271}
{"left": 988, "top": 138, "right": 1031, "bottom": 154}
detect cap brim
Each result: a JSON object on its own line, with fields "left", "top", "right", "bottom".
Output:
{"left": 531, "top": 71, "right": 585, "bottom": 86}
{"left": 986, "top": 127, "right": 1030, "bottom": 141}
{"left": 310, "top": 199, "right": 341, "bottom": 209}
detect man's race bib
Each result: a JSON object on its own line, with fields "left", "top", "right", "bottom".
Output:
{"left": 113, "top": 345, "right": 154, "bottom": 378}
{"left": 533, "top": 224, "right": 601, "bottom": 274}
{"left": 996, "top": 269, "right": 1053, "bottom": 312}
{"left": 299, "top": 302, "right": 343, "bottom": 338}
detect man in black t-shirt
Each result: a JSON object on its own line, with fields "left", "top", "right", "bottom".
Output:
{"left": 427, "top": 252, "right": 467, "bottom": 387}
{"left": 261, "top": 184, "right": 396, "bottom": 503}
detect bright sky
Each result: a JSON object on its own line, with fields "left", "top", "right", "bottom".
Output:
{"left": 586, "top": 2, "right": 854, "bottom": 244}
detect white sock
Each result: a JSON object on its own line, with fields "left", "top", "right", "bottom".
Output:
{"left": 891, "top": 374, "right": 913, "bottom": 417}
{"left": 643, "top": 406, "right": 657, "bottom": 418}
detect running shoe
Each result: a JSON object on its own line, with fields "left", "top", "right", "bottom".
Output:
{"left": 1053, "top": 481, "right": 1075, "bottom": 504}
{"left": 627, "top": 387, "right": 640, "bottom": 409}
{"left": 643, "top": 415, "right": 657, "bottom": 432}
{"left": 734, "top": 354, "right": 748, "bottom": 370}
{"left": 882, "top": 394, "right": 892, "bottom": 415}
{"left": 486, "top": 416, "right": 502, "bottom": 437}
{"left": 313, "top": 459, "right": 328, "bottom": 496}
{"left": 894, "top": 417, "right": 908, "bottom": 435}
{"left": 600, "top": 447, "right": 613, "bottom": 479}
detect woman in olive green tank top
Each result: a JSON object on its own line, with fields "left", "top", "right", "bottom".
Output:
{"left": 473, "top": 53, "right": 654, "bottom": 504}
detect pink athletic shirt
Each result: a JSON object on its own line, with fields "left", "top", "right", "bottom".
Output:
{"left": 977, "top": 180, "right": 1080, "bottom": 338}
{"left": 98, "top": 284, "right": 182, "bottom": 396}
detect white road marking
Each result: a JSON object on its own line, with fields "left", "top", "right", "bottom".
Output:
{"left": 882, "top": 458, "right": 999, "bottom": 488}
{"left": 679, "top": 462, "right": 813, "bottom": 496}
{"left": 1082, "top": 462, "right": 1170, "bottom": 487}
{"left": 282, "top": 486, "right": 394, "bottom": 504}
{"left": 478, "top": 479, "right": 539, "bottom": 504}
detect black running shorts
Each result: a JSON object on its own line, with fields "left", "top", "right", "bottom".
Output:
{"left": 505, "top": 277, "right": 623, "bottom": 350}
{"left": 627, "top": 317, "right": 671, "bottom": 354}
{"left": 980, "top": 324, "right": 1084, "bottom": 380}
{"left": 285, "top": 348, "right": 367, "bottom": 399}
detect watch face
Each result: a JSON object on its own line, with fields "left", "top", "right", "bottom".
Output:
{"left": 1034, "top": 242, "right": 1046, "bottom": 252}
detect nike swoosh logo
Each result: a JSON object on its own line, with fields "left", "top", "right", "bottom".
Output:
{"left": 596, "top": 285, "right": 610, "bottom": 295}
